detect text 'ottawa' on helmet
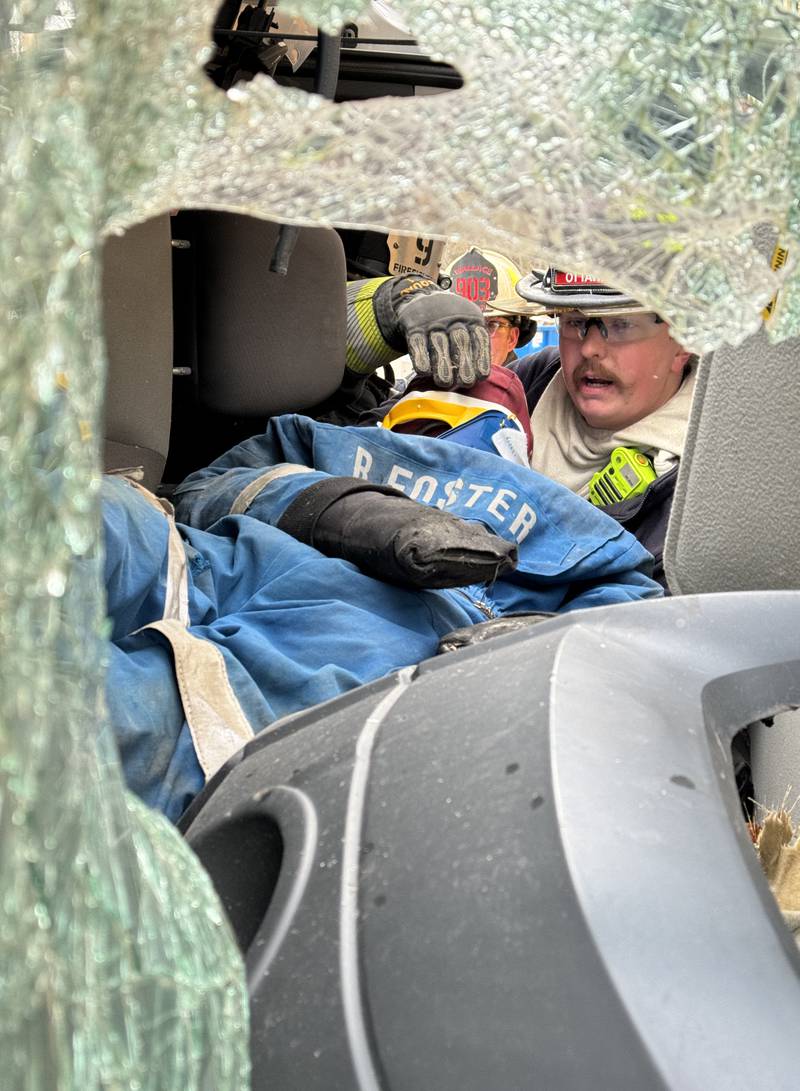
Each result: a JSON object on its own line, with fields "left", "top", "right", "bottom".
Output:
{"left": 439, "top": 246, "right": 544, "bottom": 347}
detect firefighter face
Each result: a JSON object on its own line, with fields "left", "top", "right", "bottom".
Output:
{"left": 486, "top": 317, "right": 520, "bottom": 366}
{"left": 558, "top": 312, "right": 690, "bottom": 431}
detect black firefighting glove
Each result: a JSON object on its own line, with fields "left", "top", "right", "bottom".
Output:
{"left": 373, "top": 274, "right": 491, "bottom": 388}
{"left": 277, "top": 477, "right": 517, "bottom": 589}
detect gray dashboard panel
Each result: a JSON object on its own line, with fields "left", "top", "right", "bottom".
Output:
{"left": 183, "top": 591, "right": 800, "bottom": 1090}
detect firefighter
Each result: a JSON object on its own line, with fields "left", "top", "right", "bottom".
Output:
{"left": 440, "top": 246, "right": 542, "bottom": 366}
{"left": 508, "top": 267, "right": 697, "bottom": 585}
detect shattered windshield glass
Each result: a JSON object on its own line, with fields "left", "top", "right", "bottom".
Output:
{"left": 3, "top": 0, "right": 800, "bottom": 1083}
{"left": 2, "top": 2, "right": 252, "bottom": 1087}
{"left": 107, "top": 0, "right": 800, "bottom": 353}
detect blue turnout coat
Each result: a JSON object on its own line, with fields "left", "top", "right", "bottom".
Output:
{"left": 106, "top": 417, "right": 661, "bottom": 821}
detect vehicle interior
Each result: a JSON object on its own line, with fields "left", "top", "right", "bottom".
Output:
{"left": 101, "top": 0, "right": 465, "bottom": 489}
{"left": 14, "top": 0, "right": 800, "bottom": 1081}
{"left": 102, "top": 210, "right": 349, "bottom": 490}
{"left": 90, "top": 6, "right": 800, "bottom": 1087}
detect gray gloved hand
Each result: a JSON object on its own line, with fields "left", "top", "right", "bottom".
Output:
{"left": 374, "top": 274, "right": 491, "bottom": 388}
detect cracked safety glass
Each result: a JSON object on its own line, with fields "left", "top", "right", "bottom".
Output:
{"left": 4, "top": 0, "right": 800, "bottom": 1084}
{"left": 96, "top": 0, "right": 800, "bottom": 352}
{"left": 2, "top": 2, "right": 251, "bottom": 1088}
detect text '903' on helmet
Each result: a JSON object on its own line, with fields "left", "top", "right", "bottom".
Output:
{"left": 439, "top": 247, "right": 543, "bottom": 346}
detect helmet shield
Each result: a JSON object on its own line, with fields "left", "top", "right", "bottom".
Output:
{"left": 441, "top": 248, "right": 498, "bottom": 309}
{"left": 441, "top": 246, "right": 543, "bottom": 345}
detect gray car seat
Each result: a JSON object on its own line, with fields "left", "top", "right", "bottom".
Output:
{"left": 165, "top": 210, "right": 348, "bottom": 482}
{"left": 665, "top": 325, "right": 800, "bottom": 810}
{"left": 101, "top": 215, "right": 174, "bottom": 491}
{"left": 189, "top": 211, "right": 346, "bottom": 418}
{"left": 101, "top": 212, "right": 348, "bottom": 489}
{"left": 665, "top": 326, "right": 800, "bottom": 594}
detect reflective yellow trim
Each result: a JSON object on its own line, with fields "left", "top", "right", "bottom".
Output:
{"left": 127, "top": 480, "right": 189, "bottom": 625}
{"left": 763, "top": 244, "right": 790, "bottom": 322}
{"left": 346, "top": 276, "right": 394, "bottom": 374}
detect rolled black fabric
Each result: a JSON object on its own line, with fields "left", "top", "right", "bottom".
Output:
{"left": 437, "top": 614, "right": 554, "bottom": 654}
{"left": 278, "top": 476, "right": 517, "bottom": 589}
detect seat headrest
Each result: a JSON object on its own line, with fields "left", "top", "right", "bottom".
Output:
{"left": 191, "top": 212, "right": 347, "bottom": 417}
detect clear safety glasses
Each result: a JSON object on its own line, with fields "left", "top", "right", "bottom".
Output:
{"left": 558, "top": 312, "right": 664, "bottom": 344}
{"left": 486, "top": 319, "right": 516, "bottom": 335}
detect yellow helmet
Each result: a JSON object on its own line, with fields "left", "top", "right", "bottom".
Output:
{"left": 439, "top": 247, "right": 543, "bottom": 345}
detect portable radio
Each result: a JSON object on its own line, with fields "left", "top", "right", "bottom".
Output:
{"left": 588, "top": 446, "right": 656, "bottom": 507}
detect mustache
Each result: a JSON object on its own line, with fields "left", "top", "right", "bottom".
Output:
{"left": 573, "top": 361, "right": 617, "bottom": 383}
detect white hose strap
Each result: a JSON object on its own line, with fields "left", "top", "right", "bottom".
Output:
{"left": 144, "top": 619, "right": 255, "bottom": 781}
{"left": 126, "top": 480, "right": 189, "bottom": 625}
{"left": 121, "top": 478, "right": 252, "bottom": 778}
{"left": 230, "top": 463, "right": 314, "bottom": 515}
